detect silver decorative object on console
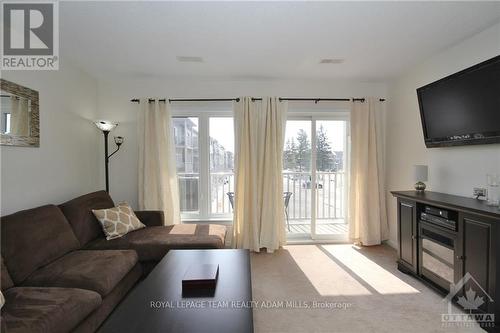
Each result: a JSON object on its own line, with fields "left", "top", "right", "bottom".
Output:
{"left": 414, "top": 165, "right": 428, "bottom": 192}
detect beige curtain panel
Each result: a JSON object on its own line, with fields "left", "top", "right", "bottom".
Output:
{"left": 349, "top": 97, "right": 389, "bottom": 245}
{"left": 138, "top": 99, "right": 181, "bottom": 225}
{"left": 232, "top": 97, "right": 288, "bottom": 252}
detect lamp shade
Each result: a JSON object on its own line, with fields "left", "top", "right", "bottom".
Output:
{"left": 94, "top": 120, "right": 118, "bottom": 132}
{"left": 114, "top": 136, "right": 124, "bottom": 145}
{"left": 413, "top": 165, "right": 428, "bottom": 182}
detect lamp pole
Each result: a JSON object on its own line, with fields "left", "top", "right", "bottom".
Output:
{"left": 103, "top": 130, "right": 110, "bottom": 193}
{"left": 95, "top": 120, "right": 123, "bottom": 193}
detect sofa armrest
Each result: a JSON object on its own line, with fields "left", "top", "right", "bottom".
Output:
{"left": 135, "top": 210, "right": 164, "bottom": 227}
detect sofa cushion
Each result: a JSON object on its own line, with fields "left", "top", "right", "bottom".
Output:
{"left": 23, "top": 250, "right": 138, "bottom": 296}
{"left": 1, "top": 287, "right": 101, "bottom": 333}
{"left": 71, "top": 263, "right": 142, "bottom": 333}
{"left": 134, "top": 210, "right": 164, "bottom": 227}
{"left": 92, "top": 202, "right": 146, "bottom": 240}
{"left": 1, "top": 205, "right": 80, "bottom": 284}
{"left": 59, "top": 191, "right": 115, "bottom": 246}
{"left": 1, "top": 257, "right": 14, "bottom": 291}
{"left": 85, "top": 224, "right": 226, "bottom": 261}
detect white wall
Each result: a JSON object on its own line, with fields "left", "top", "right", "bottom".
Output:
{"left": 96, "top": 78, "right": 387, "bottom": 208}
{"left": 1, "top": 61, "right": 100, "bottom": 215}
{"left": 386, "top": 22, "right": 500, "bottom": 245}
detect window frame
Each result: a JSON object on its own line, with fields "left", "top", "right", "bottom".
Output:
{"left": 172, "top": 107, "right": 234, "bottom": 222}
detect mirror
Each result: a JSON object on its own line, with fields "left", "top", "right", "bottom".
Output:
{"left": 0, "top": 79, "right": 39, "bottom": 147}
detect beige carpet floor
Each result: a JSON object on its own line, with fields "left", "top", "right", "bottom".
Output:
{"left": 251, "top": 244, "right": 484, "bottom": 333}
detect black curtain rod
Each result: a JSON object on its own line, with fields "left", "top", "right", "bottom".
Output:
{"left": 130, "top": 98, "right": 240, "bottom": 103}
{"left": 130, "top": 97, "right": 385, "bottom": 103}
{"left": 277, "top": 98, "right": 386, "bottom": 102}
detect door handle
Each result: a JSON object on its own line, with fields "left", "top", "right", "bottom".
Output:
{"left": 456, "top": 255, "right": 465, "bottom": 260}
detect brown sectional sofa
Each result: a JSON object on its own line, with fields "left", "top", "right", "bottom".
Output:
{"left": 0, "top": 191, "right": 227, "bottom": 333}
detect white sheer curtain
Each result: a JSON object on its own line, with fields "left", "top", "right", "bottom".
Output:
{"left": 233, "top": 97, "right": 288, "bottom": 252}
{"left": 349, "top": 97, "right": 388, "bottom": 245}
{"left": 138, "top": 99, "right": 181, "bottom": 225}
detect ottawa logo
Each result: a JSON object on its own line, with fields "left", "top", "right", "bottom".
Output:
{"left": 442, "top": 272, "right": 494, "bottom": 328}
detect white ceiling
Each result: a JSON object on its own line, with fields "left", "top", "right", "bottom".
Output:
{"left": 60, "top": 1, "right": 500, "bottom": 81}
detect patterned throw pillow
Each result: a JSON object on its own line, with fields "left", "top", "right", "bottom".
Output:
{"left": 92, "top": 202, "right": 146, "bottom": 240}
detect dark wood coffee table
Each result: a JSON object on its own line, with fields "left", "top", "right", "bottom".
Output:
{"left": 99, "top": 249, "right": 253, "bottom": 333}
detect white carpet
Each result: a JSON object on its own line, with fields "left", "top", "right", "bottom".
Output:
{"left": 251, "top": 244, "right": 483, "bottom": 333}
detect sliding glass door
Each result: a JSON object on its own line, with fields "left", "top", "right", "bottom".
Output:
{"left": 283, "top": 116, "right": 349, "bottom": 241}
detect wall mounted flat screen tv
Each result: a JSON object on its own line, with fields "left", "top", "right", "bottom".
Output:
{"left": 417, "top": 55, "right": 500, "bottom": 148}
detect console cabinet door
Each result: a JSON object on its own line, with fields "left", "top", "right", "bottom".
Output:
{"left": 457, "top": 213, "right": 497, "bottom": 314}
{"left": 398, "top": 199, "right": 417, "bottom": 273}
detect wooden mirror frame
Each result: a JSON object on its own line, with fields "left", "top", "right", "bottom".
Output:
{"left": 0, "top": 79, "right": 40, "bottom": 147}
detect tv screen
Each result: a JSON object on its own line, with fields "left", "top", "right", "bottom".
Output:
{"left": 417, "top": 55, "right": 500, "bottom": 147}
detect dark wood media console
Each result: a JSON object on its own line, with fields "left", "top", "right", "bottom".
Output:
{"left": 392, "top": 191, "right": 500, "bottom": 328}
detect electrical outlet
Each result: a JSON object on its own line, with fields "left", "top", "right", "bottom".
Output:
{"left": 473, "top": 187, "right": 487, "bottom": 199}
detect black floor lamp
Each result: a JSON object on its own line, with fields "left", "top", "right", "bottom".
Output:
{"left": 94, "top": 120, "right": 124, "bottom": 193}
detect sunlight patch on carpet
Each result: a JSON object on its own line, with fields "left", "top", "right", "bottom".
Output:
{"left": 286, "top": 245, "right": 372, "bottom": 296}
{"left": 320, "top": 244, "right": 420, "bottom": 295}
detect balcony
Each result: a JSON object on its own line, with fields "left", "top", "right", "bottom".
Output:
{"left": 210, "top": 172, "right": 234, "bottom": 214}
{"left": 178, "top": 171, "right": 347, "bottom": 237}
{"left": 283, "top": 171, "right": 347, "bottom": 237}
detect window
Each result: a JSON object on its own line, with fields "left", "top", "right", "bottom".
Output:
{"left": 173, "top": 111, "right": 234, "bottom": 220}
